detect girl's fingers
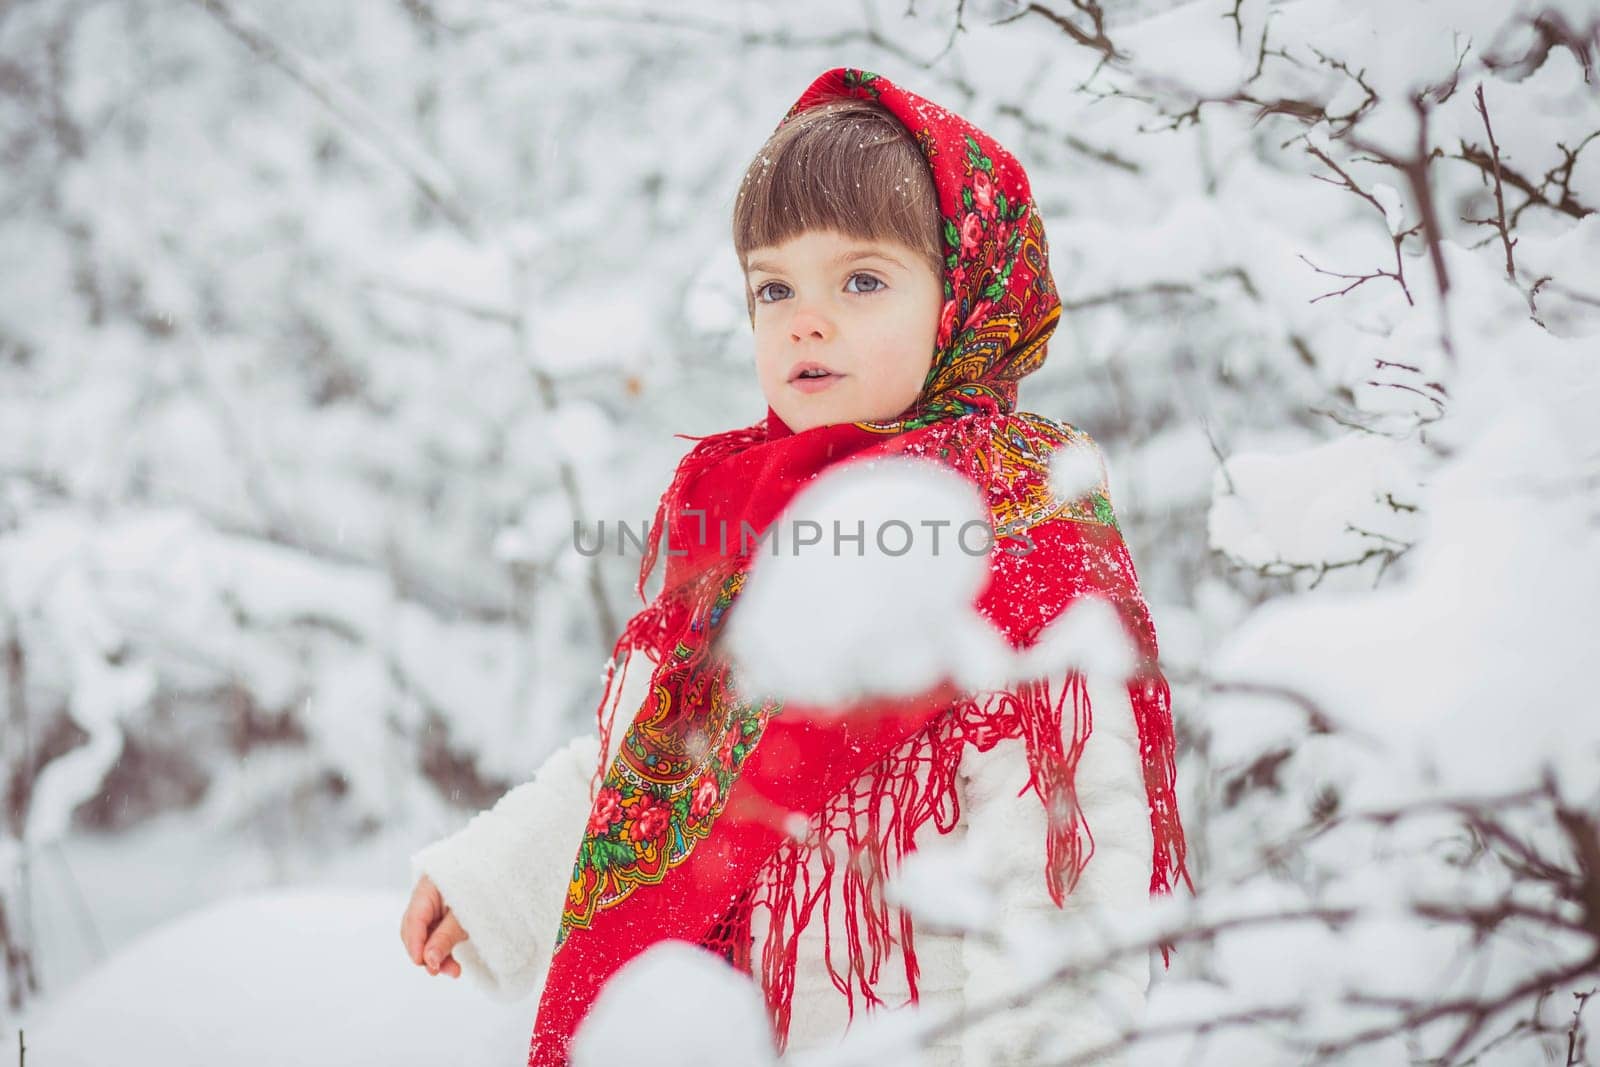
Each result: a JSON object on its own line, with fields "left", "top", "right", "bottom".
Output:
{"left": 399, "top": 879, "right": 441, "bottom": 964}
{"left": 400, "top": 907, "right": 430, "bottom": 965}
{"left": 422, "top": 909, "right": 467, "bottom": 973}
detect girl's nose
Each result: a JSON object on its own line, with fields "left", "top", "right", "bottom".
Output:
{"left": 789, "top": 304, "right": 833, "bottom": 343}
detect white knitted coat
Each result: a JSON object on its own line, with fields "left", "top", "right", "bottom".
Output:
{"left": 411, "top": 657, "right": 1155, "bottom": 1066}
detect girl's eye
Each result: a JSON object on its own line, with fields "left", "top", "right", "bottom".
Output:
{"left": 754, "top": 274, "right": 885, "bottom": 303}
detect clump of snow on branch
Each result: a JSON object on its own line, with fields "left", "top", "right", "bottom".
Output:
{"left": 725, "top": 450, "right": 1142, "bottom": 708}
{"left": 885, "top": 834, "right": 1000, "bottom": 937}
{"left": 722, "top": 457, "right": 1013, "bottom": 706}
{"left": 571, "top": 941, "right": 778, "bottom": 1067}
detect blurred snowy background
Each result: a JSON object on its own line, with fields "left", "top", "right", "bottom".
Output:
{"left": 2, "top": 0, "right": 1597, "bottom": 1063}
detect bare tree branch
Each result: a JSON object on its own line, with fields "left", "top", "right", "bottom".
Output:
{"left": 1469, "top": 83, "right": 1518, "bottom": 282}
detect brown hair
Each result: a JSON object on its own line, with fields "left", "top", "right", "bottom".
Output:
{"left": 731, "top": 100, "right": 943, "bottom": 321}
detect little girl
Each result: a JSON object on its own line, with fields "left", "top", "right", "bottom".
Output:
{"left": 401, "top": 67, "right": 1193, "bottom": 1067}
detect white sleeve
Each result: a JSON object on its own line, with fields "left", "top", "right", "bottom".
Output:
{"left": 409, "top": 732, "right": 600, "bottom": 1003}
{"left": 956, "top": 669, "right": 1155, "bottom": 1066}
{"left": 408, "top": 650, "right": 653, "bottom": 1001}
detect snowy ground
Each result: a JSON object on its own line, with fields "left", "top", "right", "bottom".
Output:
{"left": 14, "top": 824, "right": 538, "bottom": 1065}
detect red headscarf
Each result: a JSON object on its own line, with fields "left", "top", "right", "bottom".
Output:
{"left": 528, "top": 67, "right": 1193, "bottom": 1066}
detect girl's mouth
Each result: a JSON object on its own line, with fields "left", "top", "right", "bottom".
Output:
{"left": 790, "top": 370, "right": 844, "bottom": 394}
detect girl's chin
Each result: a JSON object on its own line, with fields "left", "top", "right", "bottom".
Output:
{"left": 783, "top": 413, "right": 888, "bottom": 434}
{"left": 771, "top": 390, "right": 920, "bottom": 433}
{"left": 778, "top": 399, "right": 924, "bottom": 432}
{"left": 781, "top": 414, "right": 836, "bottom": 433}
{"left": 779, "top": 399, "right": 864, "bottom": 431}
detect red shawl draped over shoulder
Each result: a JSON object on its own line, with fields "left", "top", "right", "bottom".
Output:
{"left": 528, "top": 67, "right": 1194, "bottom": 1066}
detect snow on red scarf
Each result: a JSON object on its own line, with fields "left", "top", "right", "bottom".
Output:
{"left": 528, "top": 67, "right": 1194, "bottom": 1066}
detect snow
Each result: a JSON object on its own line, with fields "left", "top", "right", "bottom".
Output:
{"left": 20, "top": 888, "right": 538, "bottom": 1066}
{"left": 724, "top": 455, "right": 1145, "bottom": 706}
{"left": 570, "top": 942, "right": 778, "bottom": 1067}
{"left": 1022, "top": 595, "right": 1140, "bottom": 682}
{"left": 1207, "top": 431, "right": 1422, "bottom": 578}
{"left": 27, "top": 655, "right": 151, "bottom": 843}
{"left": 1046, "top": 435, "right": 1107, "bottom": 502}
{"left": 722, "top": 457, "right": 1014, "bottom": 706}
{"left": 1212, "top": 248, "right": 1600, "bottom": 804}
{"left": 1114, "top": 1, "right": 1258, "bottom": 97}
{"left": 885, "top": 835, "right": 999, "bottom": 936}
{"left": 1370, "top": 182, "right": 1404, "bottom": 236}
{"left": 787, "top": 1003, "right": 937, "bottom": 1067}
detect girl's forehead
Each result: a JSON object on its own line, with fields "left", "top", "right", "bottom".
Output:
{"left": 745, "top": 230, "right": 920, "bottom": 271}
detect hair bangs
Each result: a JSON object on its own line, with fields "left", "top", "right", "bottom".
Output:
{"left": 732, "top": 101, "right": 942, "bottom": 289}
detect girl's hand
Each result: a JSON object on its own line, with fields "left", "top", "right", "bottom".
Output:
{"left": 400, "top": 873, "right": 466, "bottom": 978}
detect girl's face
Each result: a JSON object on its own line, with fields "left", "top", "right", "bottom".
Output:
{"left": 745, "top": 229, "right": 942, "bottom": 433}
